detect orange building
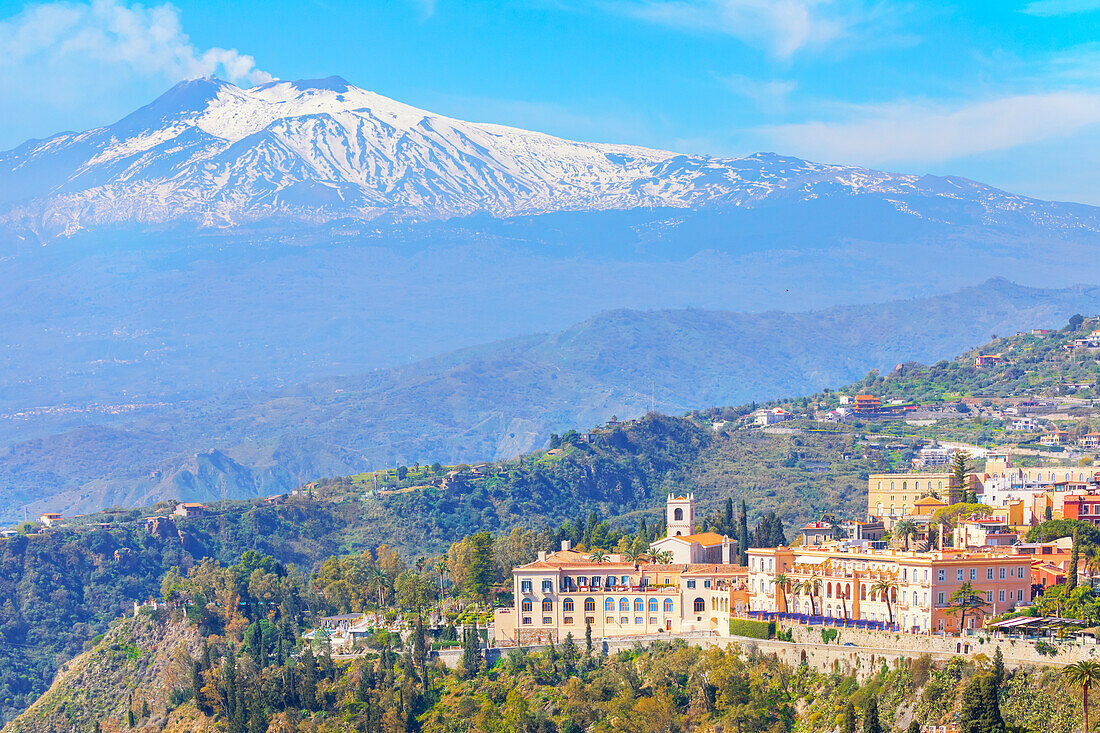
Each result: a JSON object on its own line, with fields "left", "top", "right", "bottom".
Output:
{"left": 853, "top": 394, "right": 881, "bottom": 413}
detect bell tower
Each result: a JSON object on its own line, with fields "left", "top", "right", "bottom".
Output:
{"left": 666, "top": 493, "right": 694, "bottom": 537}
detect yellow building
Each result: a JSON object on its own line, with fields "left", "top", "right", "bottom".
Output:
{"left": 867, "top": 472, "right": 970, "bottom": 524}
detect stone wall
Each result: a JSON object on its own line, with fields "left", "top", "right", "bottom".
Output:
{"left": 429, "top": 625, "right": 1099, "bottom": 677}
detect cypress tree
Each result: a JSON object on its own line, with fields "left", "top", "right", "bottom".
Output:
{"left": 414, "top": 617, "right": 428, "bottom": 689}
{"left": 192, "top": 659, "right": 208, "bottom": 715}
{"left": 992, "top": 647, "right": 1005, "bottom": 687}
{"left": 959, "top": 676, "right": 984, "bottom": 733}
{"left": 723, "top": 498, "right": 734, "bottom": 534}
{"left": 585, "top": 620, "right": 593, "bottom": 656}
{"left": 462, "top": 623, "right": 481, "bottom": 679}
{"left": 862, "top": 697, "right": 881, "bottom": 733}
{"left": 299, "top": 645, "right": 318, "bottom": 710}
{"left": 843, "top": 701, "right": 856, "bottom": 733}
{"left": 1069, "top": 530, "right": 1080, "bottom": 592}
{"left": 223, "top": 653, "right": 238, "bottom": 722}
{"left": 561, "top": 632, "right": 578, "bottom": 676}
{"left": 738, "top": 500, "right": 750, "bottom": 564}
{"left": 980, "top": 675, "right": 1005, "bottom": 733}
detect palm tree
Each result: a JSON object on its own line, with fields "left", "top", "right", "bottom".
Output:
{"left": 369, "top": 566, "right": 389, "bottom": 606}
{"left": 807, "top": 574, "right": 821, "bottom": 616}
{"left": 772, "top": 573, "right": 790, "bottom": 613}
{"left": 1062, "top": 660, "right": 1100, "bottom": 733}
{"left": 655, "top": 550, "right": 674, "bottom": 564}
{"left": 590, "top": 549, "right": 608, "bottom": 564}
{"left": 624, "top": 547, "right": 641, "bottom": 564}
{"left": 871, "top": 578, "right": 898, "bottom": 627}
{"left": 893, "top": 519, "right": 918, "bottom": 550}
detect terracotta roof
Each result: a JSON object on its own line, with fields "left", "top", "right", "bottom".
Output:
{"left": 914, "top": 496, "right": 947, "bottom": 507}
{"left": 663, "top": 532, "right": 727, "bottom": 545}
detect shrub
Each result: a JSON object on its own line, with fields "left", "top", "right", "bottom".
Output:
{"left": 729, "top": 619, "right": 774, "bottom": 639}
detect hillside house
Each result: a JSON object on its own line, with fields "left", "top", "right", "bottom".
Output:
{"left": 754, "top": 408, "right": 790, "bottom": 426}
{"left": 172, "top": 502, "right": 208, "bottom": 518}
{"left": 1041, "top": 429, "right": 1070, "bottom": 446}
{"left": 1009, "top": 417, "right": 1039, "bottom": 432}
{"left": 798, "top": 521, "right": 835, "bottom": 545}
{"left": 853, "top": 394, "right": 881, "bottom": 413}
{"left": 1081, "top": 433, "right": 1100, "bottom": 450}
{"left": 38, "top": 512, "right": 62, "bottom": 527}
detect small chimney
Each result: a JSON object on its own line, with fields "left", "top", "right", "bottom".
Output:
{"left": 538, "top": 550, "right": 547, "bottom": 561}
{"left": 561, "top": 539, "right": 572, "bottom": 551}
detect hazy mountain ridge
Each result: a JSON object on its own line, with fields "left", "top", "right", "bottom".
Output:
{"left": 3, "top": 76, "right": 1099, "bottom": 238}
{"left": 2, "top": 278, "right": 1098, "bottom": 523}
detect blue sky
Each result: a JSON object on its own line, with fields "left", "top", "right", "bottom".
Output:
{"left": 2, "top": 0, "right": 1100, "bottom": 202}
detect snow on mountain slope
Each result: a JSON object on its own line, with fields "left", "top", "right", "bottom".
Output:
{"left": 1, "top": 75, "right": 1098, "bottom": 237}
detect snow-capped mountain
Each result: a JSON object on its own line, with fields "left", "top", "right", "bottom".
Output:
{"left": 3, "top": 75, "right": 1098, "bottom": 238}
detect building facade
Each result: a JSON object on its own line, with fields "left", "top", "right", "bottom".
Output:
{"left": 746, "top": 544, "right": 1030, "bottom": 634}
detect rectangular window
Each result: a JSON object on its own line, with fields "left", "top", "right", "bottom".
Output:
{"left": 543, "top": 617, "right": 552, "bottom": 625}
{"left": 924, "top": 569, "right": 929, "bottom": 583}
{"left": 704, "top": 580, "right": 712, "bottom": 588}
{"left": 585, "top": 616, "right": 594, "bottom": 624}
{"left": 937, "top": 592, "right": 945, "bottom": 605}
{"left": 1017, "top": 590, "right": 1023, "bottom": 601}
{"left": 999, "top": 590, "right": 1006, "bottom": 602}
{"left": 521, "top": 580, "right": 532, "bottom": 593}
{"left": 649, "top": 617, "right": 657, "bottom": 624}
{"left": 987, "top": 568, "right": 994, "bottom": 580}
{"left": 687, "top": 580, "right": 696, "bottom": 589}
{"left": 542, "top": 580, "right": 553, "bottom": 593}
{"left": 923, "top": 592, "right": 928, "bottom": 605}
{"left": 620, "top": 617, "right": 628, "bottom": 625}
{"left": 986, "top": 592, "right": 993, "bottom": 602}
{"left": 938, "top": 569, "right": 945, "bottom": 581}
{"left": 523, "top": 617, "right": 532, "bottom": 625}
{"left": 999, "top": 567, "right": 1006, "bottom": 580}
{"left": 564, "top": 617, "right": 573, "bottom": 625}
{"left": 969, "top": 568, "right": 976, "bottom": 581}
{"left": 606, "top": 616, "right": 614, "bottom": 624}
{"left": 635, "top": 616, "right": 643, "bottom": 625}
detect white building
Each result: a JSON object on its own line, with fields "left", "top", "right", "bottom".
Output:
{"left": 754, "top": 408, "right": 790, "bottom": 426}
{"left": 649, "top": 494, "right": 737, "bottom": 564}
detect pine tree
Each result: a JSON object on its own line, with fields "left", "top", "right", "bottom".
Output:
{"left": 223, "top": 652, "right": 238, "bottom": 721}
{"left": 192, "top": 659, "right": 209, "bottom": 715}
{"left": 843, "top": 701, "right": 856, "bottom": 733}
{"left": 862, "top": 696, "right": 881, "bottom": 733}
{"left": 141, "top": 699, "right": 150, "bottom": 719}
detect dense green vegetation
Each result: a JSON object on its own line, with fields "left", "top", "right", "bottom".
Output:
{"left": 8, "top": 580, "right": 1091, "bottom": 733}
{"left": 0, "top": 412, "right": 873, "bottom": 724}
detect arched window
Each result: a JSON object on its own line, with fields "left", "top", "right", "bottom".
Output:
{"left": 674, "top": 508, "right": 684, "bottom": 521}
{"left": 634, "top": 598, "right": 644, "bottom": 612}
{"left": 902, "top": 481, "right": 907, "bottom": 490}
{"left": 619, "top": 598, "right": 630, "bottom": 612}
{"left": 563, "top": 599, "right": 574, "bottom": 612}
{"left": 522, "top": 600, "right": 532, "bottom": 612}
{"left": 648, "top": 599, "right": 658, "bottom": 612}
{"left": 605, "top": 599, "right": 614, "bottom": 611}
{"left": 664, "top": 599, "right": 674, "bottom": 613}
{"left": 585, "top": 598, "right": 595, "bottom": 612}
{"left": 542, "top": 599, "right": 553, "bottom": 612}
{"left": 827, "top": 582, "right": 833, "bottom": 598}
{"left": 693, "top": 597, "right": 705, "bottom": 612}
{"left": 861, "top": 585, "right": 867, "bottom": 600}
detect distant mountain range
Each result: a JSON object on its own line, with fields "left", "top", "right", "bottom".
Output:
{"left": 4, "top": 76, "right": 1100, "bottom": 238}
{"left": 1, "top": 278, "right": 1098, "bottom": 523}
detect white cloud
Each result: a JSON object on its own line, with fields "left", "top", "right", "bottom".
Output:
{"left": 761, "top": 92, "right": 1100, "bottom": 165}
{"left": 0, "top": 0, "right": 273, "bottom": 147}
{"left": 717, "top": 73, "right": 797, "bottom": 110}
{"left": 1022, "top": 0, "right": 1100, "bottom": 17}
{"left": 0, "top": 0, "right": 272, "bottom": 84}
{"left": 611, "top": 0, "right": 849, "bottom": 58}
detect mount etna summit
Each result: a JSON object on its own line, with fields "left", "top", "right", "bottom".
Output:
{"left": 3, "top": 76, "right": 1100, "bottom": 238}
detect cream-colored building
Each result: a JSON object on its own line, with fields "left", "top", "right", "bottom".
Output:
{"left": 648, "top": 494, "right": 737, "bottom": 563}
{"left": 495, "top": 495, "right": 745, "bottom": 645}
